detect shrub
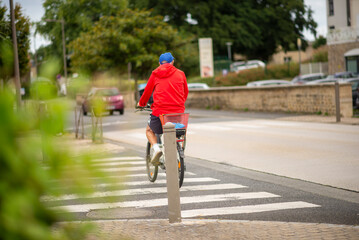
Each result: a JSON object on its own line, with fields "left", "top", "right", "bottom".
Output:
{"left": 0, "top": 88, "right": 113, "bottom": 239}
{"left": 215, "top": 63, "right": 299, "bottom": 86}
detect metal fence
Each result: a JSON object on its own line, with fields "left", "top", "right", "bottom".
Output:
{"left": 301, "top": 62, "right": 328, "bottom": 75}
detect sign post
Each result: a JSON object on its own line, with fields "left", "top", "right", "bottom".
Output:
{"left": 199, "top": 38, "right": 214, "bottom": 78}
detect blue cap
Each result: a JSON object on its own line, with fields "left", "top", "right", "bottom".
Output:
{"left": 159, "top": 52, "right": 174, "bottom": 65}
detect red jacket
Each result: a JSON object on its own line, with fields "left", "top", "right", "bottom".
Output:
{"left": 139, "top": 63, "right": 188, "bottom": 117}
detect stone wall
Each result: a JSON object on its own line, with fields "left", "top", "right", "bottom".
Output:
{"left": 328, "top": 42, "right": 359, "bottom": 74}
{"left": 185, "top": 84, "right": 353, "bottom": 118}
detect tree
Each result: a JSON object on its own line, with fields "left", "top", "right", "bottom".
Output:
{"left": 129, "top": 0, "right": 317, "bottom": 62}
{"left": 36, "top": 0, "right": 128, "bottom": 70}
{"left": 69, "top": 8, "right": 192, "bottom": 78}
{"left": 312, "top": 35, "right": 326, "bottom": 49}
{"left": 0, "top": 1, "right": 30, "bottom": 82}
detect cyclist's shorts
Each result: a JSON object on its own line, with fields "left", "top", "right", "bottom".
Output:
{"left": 148, "top": 114, "right": 163, "bottom": 134}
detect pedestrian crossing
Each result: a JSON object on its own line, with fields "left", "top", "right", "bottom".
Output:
{"left": 44, "top": 155, "right": 321, "bottom": 219}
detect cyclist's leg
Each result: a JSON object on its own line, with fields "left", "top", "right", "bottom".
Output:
{"left": 146, "top": 125, "right": 157, "bottom": 145}
{"left": 147, "top": 114, "right": 163, "bottom": 165}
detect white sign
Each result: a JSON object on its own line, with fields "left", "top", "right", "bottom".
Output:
{"left": 198, "top": 38, "right": 214, "bottom": 78}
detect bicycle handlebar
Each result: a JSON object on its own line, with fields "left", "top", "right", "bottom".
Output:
{"left": 135, "top": 104, "right": 152, "bottom": 112}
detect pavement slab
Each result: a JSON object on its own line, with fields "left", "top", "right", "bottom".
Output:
{"left": 56, "top": 219, "right": 359, "bottom": 240}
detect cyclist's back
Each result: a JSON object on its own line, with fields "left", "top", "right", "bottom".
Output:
{"left": 137, "top": 52, "right": 188, "bottom": 166}
{"left": 138, "top": 58, "right": 188, "bottom": 116}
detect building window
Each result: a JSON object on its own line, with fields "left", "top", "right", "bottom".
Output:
{"left": 329, "top": 25, "right": 335, "bottom": 30}
{"left": 347, "top": 0, "right": 351, "bottom": 26}
{"left": 346, "top": 56, "right": 359, "bottom": 74}
{"left": 328, "top": 0, "right": 334, "bottom": 16}
{"left": 284, "top": 57, "right": 292, "bottom": 63}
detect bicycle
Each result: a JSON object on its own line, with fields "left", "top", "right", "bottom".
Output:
{"left": 135, "top": 105, "right": 189, "bottom": 188}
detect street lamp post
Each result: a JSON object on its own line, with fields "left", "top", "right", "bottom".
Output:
{"left": 226, "top": 42, "right": 232, "bottom": 61}
{"left": 297, "top": 38, "right": 302, "bottom": 75}
{"left": 44, "top": 19, "right": 67, "bottom": 83}
{"left": 9, "top": 0, "right": 22, "bottom": 108}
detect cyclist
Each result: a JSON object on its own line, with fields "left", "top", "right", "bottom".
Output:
{"left": 137, "top": 52, "right": 188, "bottom": 165}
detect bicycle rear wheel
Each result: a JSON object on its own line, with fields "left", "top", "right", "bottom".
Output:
{"left": 146, "top": 142, "right": 158, "bottom": 182}
{"left": 177, "top": 143, "right": 185, "bottom": 188}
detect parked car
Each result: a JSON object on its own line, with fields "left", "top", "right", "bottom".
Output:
{"left": 343, "top": 78, "right": 359, "bottom": 108}
{"left": 246, "top": 79, "right": 291, "bottom": 87}
{"left": 326, "top": 71, "right": 358, "bottom": 80}
{"left": 230, "top": 60, "right": 265, "bottom": 73}
{"left": 138, "top": 83, "right": 153, "bottom": 104}
{"left": 291, "top": 73, "right": 327, "bottom": 84}
{"left": 188, "top": 83, "right": 210, "bottom": 89}
{"left": 305, "top": 79, "right": 340, "bottom": 85}
{"left": 82, "top": 87, "right": 124, "bottom": 115}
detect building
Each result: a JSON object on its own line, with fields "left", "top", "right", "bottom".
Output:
{"left": 327, "top": 0, "right": 359, "bottom": 74}
{"left": 270, "top": 44, "right": 314, "bottom": 65}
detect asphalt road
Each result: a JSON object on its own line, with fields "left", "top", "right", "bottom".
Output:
{"left": 80, "top": 108, "right": 359, "bottom": 191}
{"left": 61, "top": 108, "right": 359, "bottom": 225}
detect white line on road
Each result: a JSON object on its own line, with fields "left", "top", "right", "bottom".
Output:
{"left": 91, "top": 177, "right": 220, "bottom": 188}
{"left": 49, "top": 172, "right": 196, "bottom": 183}
{"left": 181, "top": 201, "right": 320, "bottom": 218}
{"left": 53, "top": 177, "right": 220, "bottom": 189}
{"left": 42, "top": 183, "right": 248, "bottom": 201}
{"left": 100, "top": 166, "right": 147, "bottom": 172}
{"left": 91, "top": 157, "right": 143, "bottom": 162}
{"left": 91, "top": 161, "right": 144, "bottom": 167}
{"left": 65, "top": 120, "right": 128, "bottom": 131}
{"left": 51, "top": 191, "right": 279, "bottom": 213}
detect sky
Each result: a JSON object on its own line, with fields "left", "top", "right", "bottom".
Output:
{"left": 3, "top": 0, "right": 327, "bottom": 53}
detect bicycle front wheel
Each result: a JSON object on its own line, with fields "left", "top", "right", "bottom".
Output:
{"left": 177, "top": 143, "right": 185, "bottom": 188}
{"left": 146, "top": 142, "right": 158, "bottom": 182}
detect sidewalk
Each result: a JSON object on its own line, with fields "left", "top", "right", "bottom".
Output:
{"left": 59, "top": 134, "right": 359, "bottom": 239}
{"left": 62, "top": 219, "right": 359, "bottom": 240}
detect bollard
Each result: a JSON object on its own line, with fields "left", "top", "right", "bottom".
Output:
{"left": 335, "top": 82, "right": 341, "bottom": 122}
{"left": 74, "top": 106, "right": 85, "bottom": 139}
{"left": 163, "top": 122, "right": 182, "bottom": 223}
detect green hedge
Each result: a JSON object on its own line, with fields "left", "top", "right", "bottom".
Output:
{"left": 215, "top": 63, "right": 299, "bottom": 86}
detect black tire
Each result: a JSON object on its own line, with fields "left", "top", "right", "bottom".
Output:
{"left": 146, "top": 142, "right": 158, "bottom": 182}
{"left": 119, "top": 109, "right": 124, "bottom": 115}
{"left": 82, "top": 105, "right": 87, "bottom": 116}
{"left": 177, "top": 143, "right": 185, "bottom": 188}
{"left": 109, "top": 110, "right": 114, "bottom": 115}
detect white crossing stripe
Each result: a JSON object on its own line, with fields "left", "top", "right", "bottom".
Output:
{"left": 52, "top": 192, "right": 280, "bottom": 213}
{"left": 181, "top": 201, "right": 320, "bottom": 218}
{"left": 94, "top": 177, "right": 220, "bottom": 188}
{"left": 42, "top": 183, "right": 247, "bottom": 201}
{"left": 101, "top": 166, "right": 147, "bottom": 172}
{"left": 92, "top": 161, "right": 144, "bottom": 167}
{"left": 49, "top": 172, "right": 196, "bottom": 183}
{"left": 91, "top": 156, "right": 143, "bottom": 162}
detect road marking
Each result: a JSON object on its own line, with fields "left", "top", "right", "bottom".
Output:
{"left": 226, "top": 123, "right": 265, "bottom": 129}
{"left": 100, "top": 166, "right": 147, "bottom": 172}
{"left": 65, "top": 120, "right": 128, "bottom": 131}
{"left": 93, "top": 177, "right": 220, "bottom": 188}
{"left": 181, "top": 201, "right": 320, "bottom": 218}
{"left": 49, "top": 172, "right": 196, "bottom": 183}
{"left": 51, "top": 192, "right": 279, "bottom": 213}
{"left": 53, "top": 177, "right": 220, "bottom": 189}
{"left": 91, "top": 156, "right": 143, "bottom": 162}
{"left": 91, "top": 161, "right": 144, "bottom": 167}
{"left": 127, "top": 132, "right": 147, "bottom": 140}
{"left": 190, "top": 125, "right": 233, "bottom": 131}
{"left": 42, "top": 183, "right": 247, "bottom": 201}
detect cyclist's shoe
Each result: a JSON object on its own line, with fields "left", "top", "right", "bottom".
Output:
{"left": 151, "top": 148, "right": 163, "bottom": 166}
